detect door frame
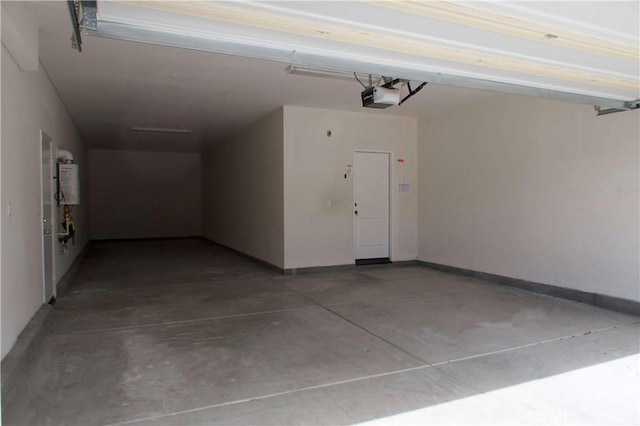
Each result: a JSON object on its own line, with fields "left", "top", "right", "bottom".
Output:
{"left": 40, "top": 130, "right": 56, "bottom": 302}
{"left": 352, "top": 149, "right": 394, "bottom": 262}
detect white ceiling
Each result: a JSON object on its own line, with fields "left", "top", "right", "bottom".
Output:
{"left": 34, "top": 1, "right": 638, "bottom": 153}
{"left": 34, "top": 1, "right": 500, "bottom": 153}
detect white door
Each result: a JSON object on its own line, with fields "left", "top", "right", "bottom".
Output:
{"left": 353, "top": 151, "right": 390, "bottom": 260}
{"left": 41, "top": 131, "right": 55, "bottom": 302}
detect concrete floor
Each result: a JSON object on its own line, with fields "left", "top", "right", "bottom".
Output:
{"left": 3, "top": 238, "right": 639, "bottom": 425}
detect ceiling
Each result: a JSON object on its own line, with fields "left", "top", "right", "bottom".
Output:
{"left": 35, "top": 1, "right": 498, "bottom": 153}
{"left": 34, "top": 1, "right": 638, "bottom": 153}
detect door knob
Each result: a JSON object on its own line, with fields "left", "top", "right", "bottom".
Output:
{"left": 43, "top": 230, "right": 51, "bottom": 235}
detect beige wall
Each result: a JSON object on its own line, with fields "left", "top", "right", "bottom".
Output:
{"left": 284, "top": 106, "right": 418, "bottom": 269}
{"left": 88, "top": 150, "right": 201, "bottom": 240}
{"left": 1, "top": 45, "right": 88, "bottom": 359}
{"left": 202, "top": 108, "right": 284, "bottom": 268}
{"left": 418, "top": 95, "right": 640, "bottom": 301}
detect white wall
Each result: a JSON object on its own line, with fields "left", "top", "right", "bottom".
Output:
{"left": 284, "top": 106, "right": 418, "bottom": 269}
{"left": 88, "top": 150, "right": 201, "bottom": 240}
{"left": 418, "top": 95, "right": 640, "bottom": 301}
{"left": 202, "top": 108, "right": 284, "bottom": 268}
{"left": 1, "top": 45, "right": 88, "bottom": 359}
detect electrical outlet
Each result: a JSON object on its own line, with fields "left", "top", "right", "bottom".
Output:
{"left": 7, "top": 201, "right": 12, "bottom": 217}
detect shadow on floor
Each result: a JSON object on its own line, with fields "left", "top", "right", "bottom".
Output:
{"left": 3, "top": 238, "right": 639, "bottom": 425}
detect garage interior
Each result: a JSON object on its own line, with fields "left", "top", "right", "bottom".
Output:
{"left": 1, "top": 1, "right": 639, "bottom": 425}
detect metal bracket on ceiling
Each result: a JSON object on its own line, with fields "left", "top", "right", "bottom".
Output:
{"left": 81, "top": 1, "right": 98, "bottom": 31}
{"left": 594, "top": 99, "right": 640, "bottom": 116}
{"left": 67, "top": 0, "right": 83, "bottom": 51}
{"left": 399, "top": 81, "right": 428, "bottom": 106}
{"left": 67, "top": 0, "right": 98, "bottom": 52}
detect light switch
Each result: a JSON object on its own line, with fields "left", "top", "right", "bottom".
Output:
{"left": 326, "top": 199, "right": 333, "bottom": 208}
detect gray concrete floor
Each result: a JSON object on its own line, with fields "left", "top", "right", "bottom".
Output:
{"left": 3, "top": 238, "right": 639, "bottom": 425}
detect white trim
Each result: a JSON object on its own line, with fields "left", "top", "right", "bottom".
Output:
{"left": 40, "top": 130, "right": 56, "bottom": 301}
